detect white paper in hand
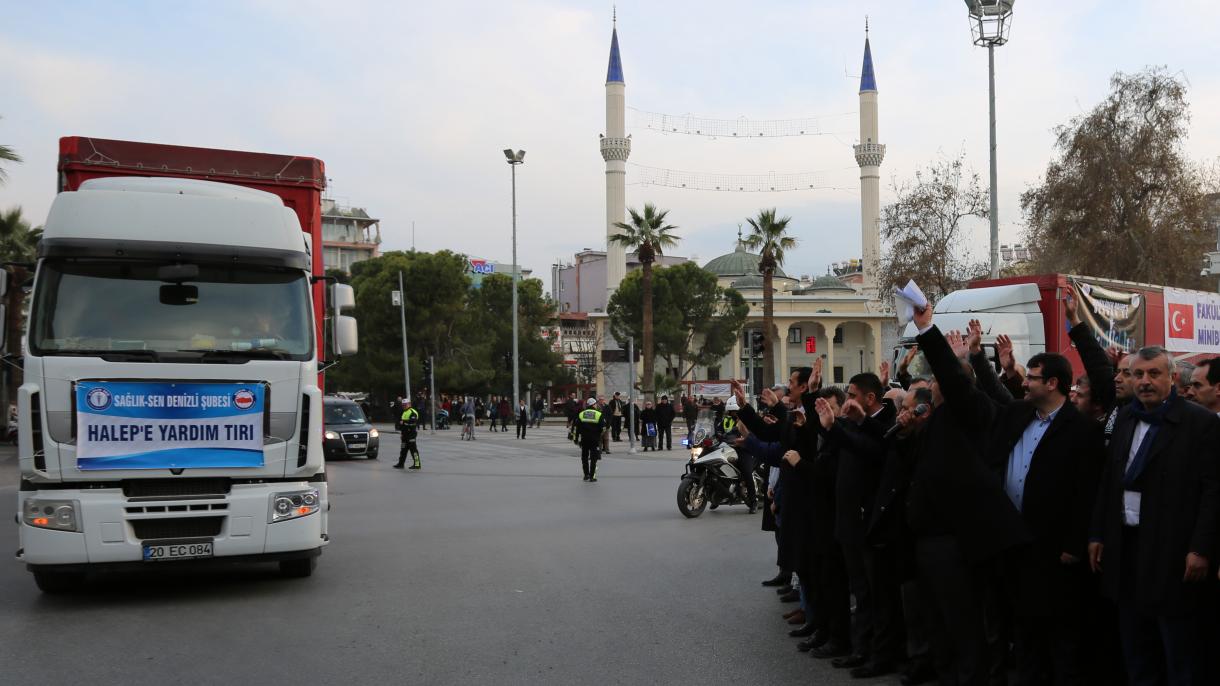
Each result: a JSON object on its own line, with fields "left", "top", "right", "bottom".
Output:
{"left": 893, "top": 280, "right": 929, "bottom": 327}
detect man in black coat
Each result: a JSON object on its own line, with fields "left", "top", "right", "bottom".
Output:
{"left": 909, "top": 305, "right": 1030, "bottom": 686}
{"left": 810, "top": 373, "right": 898, "bottom": 675}
{"left": 967, "top": 319, "right": 1105, "bottom": 686}
{"left": 607, "top": 392, "right": 627, "bottom": 441}
{"left": 655, "top": 395, "right": 676, "bottom": 450}
{"left": 1089, "top": 346, "right": 1220, "bottom": 686}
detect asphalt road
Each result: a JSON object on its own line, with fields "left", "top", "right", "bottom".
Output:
{"left": 0, "top": 425, "right": 891, "bottom": 685}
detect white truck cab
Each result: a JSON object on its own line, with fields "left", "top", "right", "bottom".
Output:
{"left": 897, "top": 283, "right": 1046, "bottom": 378}
{"left": 15, "top": 177, "right": 356, "bottom": 592}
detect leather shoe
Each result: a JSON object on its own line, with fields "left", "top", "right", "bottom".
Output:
{"left": 900, "top": 661, "right": 937, "bottom": 686}
{"left": 763, "top": 573, "right": 788, "bottom": 587}
{"left": 796, "top": 637, "right": 819, "bottom": 652}
{"left": 832, "top": 654, "right": 869, "bottom": 669}
{"left": 778, "top": 589, "right": 800, "bottom": 602}
{"left": 788, "top": 624, "right": 816, "bottom": 638}
{"left": 850, "top": 662, "right": 896, "bottom": 679}
{"left": 786, "top": 610, "right": 806, "bottom": 625}
{"left": 775, "top": 585, "right": 793, "bottom": 595}
{"left": 781, "top": 608, "right": 801, "bottom": 620}
{"left": 809, "top": 640, "right": 850, "bottom": 659}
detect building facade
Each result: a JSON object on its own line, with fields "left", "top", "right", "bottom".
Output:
{"left": 321, "top": 198, "right": 381, "bottom": 274}
{"left": 552, "top": 249, "right": 688, "bottom": 314}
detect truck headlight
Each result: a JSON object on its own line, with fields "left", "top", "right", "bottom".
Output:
{"left": 269, "top": 489, "right": 320, "bottom": 523}
{"left": 23, "top": 499, "right": 81, "bottom": 532}
{"left": 369, "top": 428, "right": 379, "bottom": 438}
{"left": 324, "top": 431, "right": 338, "bottom": 440}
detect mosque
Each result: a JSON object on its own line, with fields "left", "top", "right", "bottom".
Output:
{"left": 568, "top": 18, "right": 896, "bottom": 395}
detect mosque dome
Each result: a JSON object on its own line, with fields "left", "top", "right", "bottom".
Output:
{"left": 728, "top": 274, "right": 767, "bottom": 290}
{"left": 703, "top": 243, "right": 788, "bottom": 279}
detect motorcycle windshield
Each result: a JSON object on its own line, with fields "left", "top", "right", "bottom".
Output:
{"left": 690, "top": 409, "right": 716, "bottom": 446}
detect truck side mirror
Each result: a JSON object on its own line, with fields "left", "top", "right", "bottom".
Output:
{"left": 335, "top": 315, "right": 358, "bottom": 356}
{"left": 332, "top": 283, "right": 356, "bottom": 312}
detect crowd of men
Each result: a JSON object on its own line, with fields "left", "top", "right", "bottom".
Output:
{"left": 732, "top": 296, "right": 1219, "bottom": 686}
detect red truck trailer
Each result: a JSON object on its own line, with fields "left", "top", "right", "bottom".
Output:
{"left": 57, "top": 136, "right": 329, "bottom": 367}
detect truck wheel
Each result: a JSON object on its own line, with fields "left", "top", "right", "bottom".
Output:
{"left": 33, "top": 570, "right": 85, "bottom": 594}
{"left": 677, "top": 477, "right": 708, "bottom": 518}
{"left": 279, "top": 557, "right": 317, "bottom": 578}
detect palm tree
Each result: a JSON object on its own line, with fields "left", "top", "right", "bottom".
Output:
{"left": 743, "top": 208, "right": 796, "bottom": 387}
{"left": 0, "top": 206, "right": 39, "bottom": 411}
{"left": 610, "top": 203, "right": 679, "bottom": 401}
{"left": 0, "top": 117, "right": 21, "bottom": 186}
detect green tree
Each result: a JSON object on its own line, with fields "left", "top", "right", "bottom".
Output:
{"left": 609, "top": 203, "right": 679, "bottom": 401}
{"left": 1021, "top": 67, "right": 1214, "bottom": 288}
{"left": 742, "top": 208, "right": 796, "bottom": 387}
{"left": 0, "top": 206, "right": 40, "bottom": 409}
{"left": 465, "top": 272, "right": 565, "bottom": 397}
{"left": 608, "top": 262, "right": 748, "bottom": 382}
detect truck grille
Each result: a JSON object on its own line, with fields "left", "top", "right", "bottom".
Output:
{"left": 131, "top": 516, "right": 224, "bottom": 540}
{"left": 123, "top": 479, "right": 230, "bottom": 499}
{"left": 342, "top": 432, "right": 369, "bottom": 454}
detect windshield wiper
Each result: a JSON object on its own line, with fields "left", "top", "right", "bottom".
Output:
{"left": 46, "top": 349, "right": 161, "bottom": 362}
{"left": 178, "top": 349, "right": 293, "bottom": 363}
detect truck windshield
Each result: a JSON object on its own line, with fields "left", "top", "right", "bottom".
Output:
{"left": 30, "top": 260, "right": 313, "bottom": 360}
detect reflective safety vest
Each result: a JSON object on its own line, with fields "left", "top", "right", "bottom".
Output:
{"left": 401, "top": 407, "right": 419, "bottom": 425}
{"left": 722, "top": 415, "right": 737, "bottom": 433}
{"left": 579, "top": 409, "right": 603, "bottom": 424}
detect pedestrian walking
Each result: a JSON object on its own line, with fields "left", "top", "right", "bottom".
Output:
{"left": 393, "top": 399, "right": 422, "bottom": 470}
{"left": 607, "top": 392, "right": 626, "bottom": 441}
{"left": 576, "top": 398, "right": 608, "bottom": 482}
{"left": 498, "top": 397, "right": 511, "bottom": 432}
{"left": 488, "top": 397, "right": 499, "bottom": 432}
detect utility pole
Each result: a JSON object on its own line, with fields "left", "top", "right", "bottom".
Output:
{"left": 396, "top": 271, "right": 410, "bottom": 399}
{"left": 429, "top": 354, "right": 437, "bottom": 432}
{"left": 627, "top": 336, "right": 636, "bottom": 454}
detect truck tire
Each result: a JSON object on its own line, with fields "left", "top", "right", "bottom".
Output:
{"left": 33, "top": 570, "right": 85, "bottom": 594}
{"left": 677, "top": 477, "right": 708, "bottom": 518}
{"left": 279, "top": 557, "right": 317, "bottom": 578}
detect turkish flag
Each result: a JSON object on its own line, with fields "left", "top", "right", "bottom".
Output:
{"left": 1168, "top": 303, "right": 1194, "bottom": 340}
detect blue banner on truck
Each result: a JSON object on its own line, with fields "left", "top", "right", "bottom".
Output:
{"left": 75, "top": 381, "right": 265, "bottom": 470}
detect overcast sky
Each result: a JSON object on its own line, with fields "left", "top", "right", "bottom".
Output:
{"left": 2, "top": 1, "right": 1218, "bottom": 290}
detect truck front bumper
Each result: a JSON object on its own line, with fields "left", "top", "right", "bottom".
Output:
{"left": 16, "top": 481, "right": 328, "bottom": 567}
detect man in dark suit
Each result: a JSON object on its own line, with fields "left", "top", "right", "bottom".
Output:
{"left": 607, "top": 392, "right": 626, "bottom": 441}
{"left": 967, "top": 319, "right": 1105, "bottom": 686}
{"left": 909, "top": 304, "right": 1030, "bottom": 686}
{"left": 1089, "top": 346, "right": 1220, "bottom": 686}
{"left": 810, "top": 372, "right": 898, "bottom": 676}
{"left": 655, "top": 395, "right": 676, "bottom": 450}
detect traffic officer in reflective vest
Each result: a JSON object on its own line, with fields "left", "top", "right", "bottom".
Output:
{"left": 577, "top": 398, "right": 609, "bottom": 482}
{"left": 719, "top": 396, "right": 757, "bottom": 512}
{"left": 394, "top": 399, "right": 421, "bottom": 470}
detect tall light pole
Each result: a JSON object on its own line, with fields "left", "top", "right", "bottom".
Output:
{"left": 504, "top": 149, "right": 526, "bottom": 411}
{"left": 965, "top": 0, "right": 1015, "bottom": 279}
{"left": 395, "top": 271, "right": 410, "bottom": 399}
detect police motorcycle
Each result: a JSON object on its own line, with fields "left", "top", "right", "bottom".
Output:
{"left": 676, "top": 403, "right": 766, "bottom": 518}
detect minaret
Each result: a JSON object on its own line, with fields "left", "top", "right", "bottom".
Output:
{"left": 601, "top": 13, "right": 630, "bottom": 300}
{"left": 853, "top": 23, "right": 885, "bottom": 298}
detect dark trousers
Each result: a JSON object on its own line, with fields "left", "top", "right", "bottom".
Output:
{"left": 1117, "top": 527, "right": 1204, "bottom": 686}
{"left": 864, "top": 545, "right": 907, "bottom": 665}
{"left": 610, "top": 415, "right": 622, "bottom": 440}
{"left": 1013, "top": 613, "right": 1083, "bottom": 686}
{"left": 516, "top": 419, "right": 526, "bottom": 438}
{"left": 916, "top": 535, "right": 989, "bottom": 686}
{"left": 580, "top": 443, "right": 600, "bottom": 477}
{"left": 902, "top": 579, "right": 934, "bottom": 667}
{"left": 810, "top": 545, "right": 852, "bottom": 646}
{"left": 500, "top": 416, "right": 508, "bottom": 431}
{"left": 735, "top": 451, "right": 756, "bottom": 505}
{"left": 841, "top": 541, "right": 874, "bottom": 658}
{"left": 396, "top": 438, "right": 419, "bottom": 467}
{"left": 657, "top": 423, "right": 672, "bottom": 450}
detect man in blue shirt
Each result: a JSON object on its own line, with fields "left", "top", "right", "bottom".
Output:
{"left": 967, "top": 319, "right": 1106, "bottom": 686}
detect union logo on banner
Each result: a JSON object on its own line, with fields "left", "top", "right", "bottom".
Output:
{"left": 234, "top": 388, "right": 256, "bottom": 410}
{"left": 1168, "top": 303, "right": 1194, "bottom": 340}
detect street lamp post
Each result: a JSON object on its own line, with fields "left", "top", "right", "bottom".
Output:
{"left": 503, "top": 149, "right": 526, "bottom": 412}
{"left": 965, "top": 0, "right": 1015, "bottom": 279}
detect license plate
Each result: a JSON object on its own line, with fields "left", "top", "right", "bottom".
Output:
{"left": 143, "top": 539, "right": 213, "bottom": 562}
{"left": 349, "top": 443, "right": 366, "bottom": 450}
